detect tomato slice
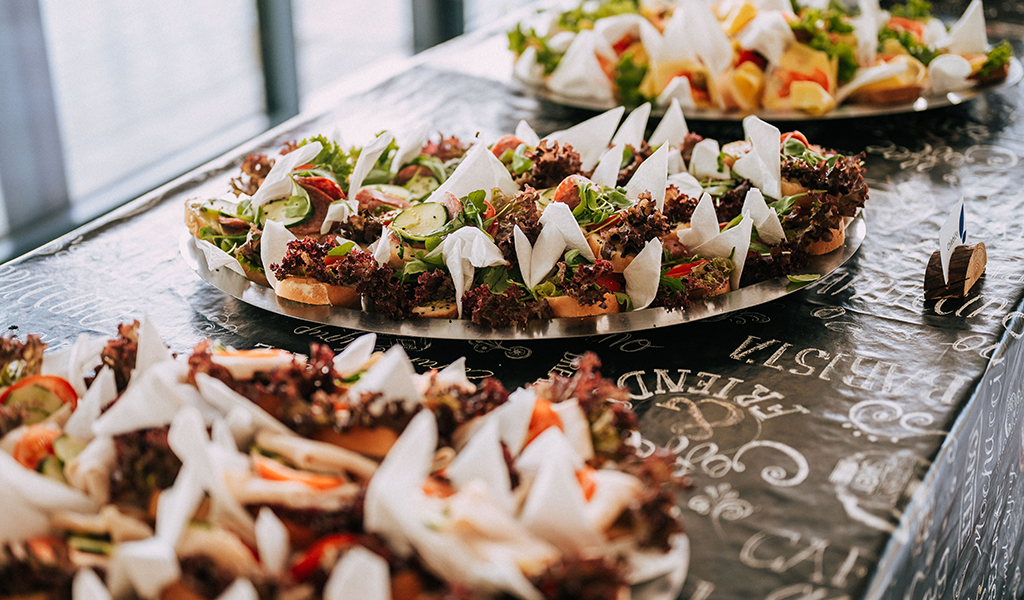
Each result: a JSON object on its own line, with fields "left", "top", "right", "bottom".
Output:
{"left": 290, "top": 534, "right": 358, "bottom": 582}
{"left": 26, "top": 537, "right": 64, "bottom": 564}
{"left": 666, "top": 259, "right": 706, "bottom": 279}
{"left": 0, "top": 375, "right": 78, "bottom": 423}
{"left": 612, "top": 33, "right": 637, "bottom": 56}
{"left": 781, "top": 131, "right": 811, "bottom": 148}
{"left": 736, "top": 50, "right": 767, "bottom": 70}
{"left": 596, "top": 275, "right": 622, "bottom": 293}
{"left": 576, "top": 467, "right": 597, "bottom": 502}
{"left": 490, "top": 135, "right": 524, "bottom": 159}
{"left": 422, "top": 476, "right": 456, "bottom": 499}
{"left": 777, "top": 69, "right": 830, "bottom": 98}
{"left": 525, "top": 398, "right": 564, "bottom": 446}
{"left": 12, "top": 424, "right": 61, "bottom": 469}
{"left": 253, "top": 454, "right": 346, "bottom": 491}
{"left": 887, "top": 16, "right": 925, "bottom": 41}
{"left": 590, "top": 214, "right": 622, "bottom": 232}
{"left": 677, "top": 71, "right": 711, "bottom": 103}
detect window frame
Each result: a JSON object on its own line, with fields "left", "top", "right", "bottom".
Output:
{"left": 0, "top": 0, "right": 463, "bottom": 263}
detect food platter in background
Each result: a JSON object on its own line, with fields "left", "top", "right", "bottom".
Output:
{"left": 512, "top": 57, "right": 1022, "bottom": 121}
{"left": 506, "top": 0, "right": 1022, "bottom": 121}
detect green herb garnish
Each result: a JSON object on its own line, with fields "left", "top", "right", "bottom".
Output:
{"left": 976, "top": 40, "right": 1013, "bottom": 80}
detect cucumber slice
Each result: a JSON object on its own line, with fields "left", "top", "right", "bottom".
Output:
{"left": 403, "top": 174, "right": 440, "bottom": 200}
{"left": 260, "top": 189, "right": 312, "bottom": 227}
{"left": 200, "top": 198, "right": 242, "bottom": 218}
{"left": 538, "top": 187, "right": 556, "bottom": 207}
{"left": 38, "top": 456, "right": 66, "bottom": 483}
{"left": 53, "top": 435, "right": 88, "bottom": 463}
{"left": 3, "top": 382, "right": 66, "bottom": 424}
{"left": 365, "top": 184, "right": 413, "bottom": 201}
{"left": 391, "top": 203, "right": 449, "bottom": 241}
{"left": 67, "top": 535, "right": 113, "bottom": 556}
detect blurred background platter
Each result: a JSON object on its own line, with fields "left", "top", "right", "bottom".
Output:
{"left": 511, "top": 57, "right": 1022, "bottom": 121}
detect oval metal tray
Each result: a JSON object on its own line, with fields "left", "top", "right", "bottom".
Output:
{"left": 512, "top": 58, "right": 1022, "bottom": 121}
{"left": 182, "top": 213, "right": 865, "bottom": 340}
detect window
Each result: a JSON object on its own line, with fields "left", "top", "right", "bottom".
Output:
{"left": 0, "top": 1, "right": 442, "bottom": 263}
{"left": 38, "top": 0, "right": 268, "bottom": 214}
{"left": 0, "top": 177, "right": 7, "bottom": 242}
{"left": 465, "top": 0, "right": 523, "bottom": 31}
{"left": 293, "top": 0, "right": 413, "bottom": 111}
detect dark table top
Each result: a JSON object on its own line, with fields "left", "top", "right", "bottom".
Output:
{"left": 4, "top": 5, "right": 1024, "bottom": 599}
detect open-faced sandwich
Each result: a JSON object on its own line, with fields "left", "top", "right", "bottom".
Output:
{"left": 508, "top": 0, "right": 1013, "bottom": 115}
{"left": 184, "top": 101, "right": 867, "bottom": 328}
{"left": 0, "top": 318, "right": 691, "bottom": 600}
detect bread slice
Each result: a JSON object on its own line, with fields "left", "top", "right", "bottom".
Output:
{"left": 806, "top": 225, "right": 846, "bottom": 255}
{"left": 275, "top": 277, "right": 360, "bottom": 307}
{"left": 313, "top": 426, "right": 399, "bottom": 459}
{"left": 707, "top": 278, "right": 731, "bottom": 297}
{"left": 547, "top": 292, "right": 620, "bottom": 318}
{"left": 242, "top": 264, "right": 270, "bottom": 288}
{"left": 586, "top": 235, "right": 634, "bottom": 273}
{"left": 853, "top": 84, "right": 924, "bottom": 105}
{"left": 411, "top": 299, "right": 458, "bottom": 319}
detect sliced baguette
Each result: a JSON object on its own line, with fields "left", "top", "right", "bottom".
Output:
{"left": 547, "top": 292, "right": 620, "bottom": 318}
{"left": 275, "top": 277, "right": 360, "bottom": 307}
{"left": 242, "top": 264, "right": 270, "bottom": 288}
{"left": 806, "top": 225, "right": 846, "bottom": 255}
{"left": 411, "top": 299, "right": 458, "bottom": 319}
{"left": 586, "top": 235, "right": 634, "bottom": 273}
{"left": 706, "top": 278, "right": 732, "bottom": 297}
{"left": 313, "top": 426, "right": 399, "bottom": 459}
{"left": 853, "top": 84, "right": 924, "bottom": 105}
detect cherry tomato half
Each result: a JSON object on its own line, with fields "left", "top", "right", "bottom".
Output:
{"left": 596, "top": 275, "right": 622, "bottom": 293}
{"left": 665, "top": 259, "right": 707, "bottom": 279}
{"left": 290, "top": 534, "right": 358, "bottom": 582}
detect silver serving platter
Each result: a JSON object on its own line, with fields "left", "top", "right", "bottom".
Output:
{"left": 182, "top": 213, "right": 865, "bottom": 340}
{"left": 512, "top": 58, "right": 1022, "bottom": 121}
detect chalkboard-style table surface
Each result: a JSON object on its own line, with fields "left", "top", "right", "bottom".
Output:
{"left": 4, "top": 3, "right": 1024, "bottom": 598}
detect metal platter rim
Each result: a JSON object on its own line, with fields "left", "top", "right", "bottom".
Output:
{"left": 511, "top": 57, "right": 1022, "bottom": 122}
{"left": 181, "top": 212, "right": 865, "bottom": 341}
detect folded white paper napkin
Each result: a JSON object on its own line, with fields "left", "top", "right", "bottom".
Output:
{"left": 742, "top": 187, "right": 786, "bottom": 245}
{"left": 544, "top": 107, "right": 625, "bottom": 171}
{"left": 547, "top": 30, "right": 614, "bottom": 102}
{"left": 515, "top": 119, "right": 542, "bottom": 147}
{"left": 939, "top": 0, "right": 987, "bottom": 55}
{"left": 732, "top": 115, "right": 781, "bottom": 200}
{"left": 515, "top": 202, "right": 596, "bottom": 290}
{"left": 260, "top": 220, "right": 296, "bottom": 291}
{"left": 391, "top": 123, "right": 431, "bottom": 174}
{"left": 657, "top": 76, "right": 698, "bottom": 109}
{"left": 928, "top": 54, "right": 975, "bottom": 94}
{"left": 437, "top": 226, "right": 508, "bottom": 317}
{"left": 611, "top": 102, "right": 652, "bottom": 149}
{"left": 737, "top": 11, "right": 796, "bottom": 67}
{"left": 623, "top": 237, "right": 664, "bottom": 309}
{"left": 592, "top": 144, "right": 626, "bottom": 188}
{"left": 690, "top": 139, "right": 731, "bottom": 181}
{"left": 649, "top": 98, "right": 689, "bottom": 148}
{"left": 427, "top": 142, "right": 517, "bottom": 204}
{"left": 349, "top": 132, "right": 396, "bottom": 202}
{"left": 333, "top": 333, "right": 377, "bottom": 378}
{"left": 252, "top": 142, "right": 323, "bottom": 208}
{"left": 625, "top": 142, "right": 670, "bottom": 210}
